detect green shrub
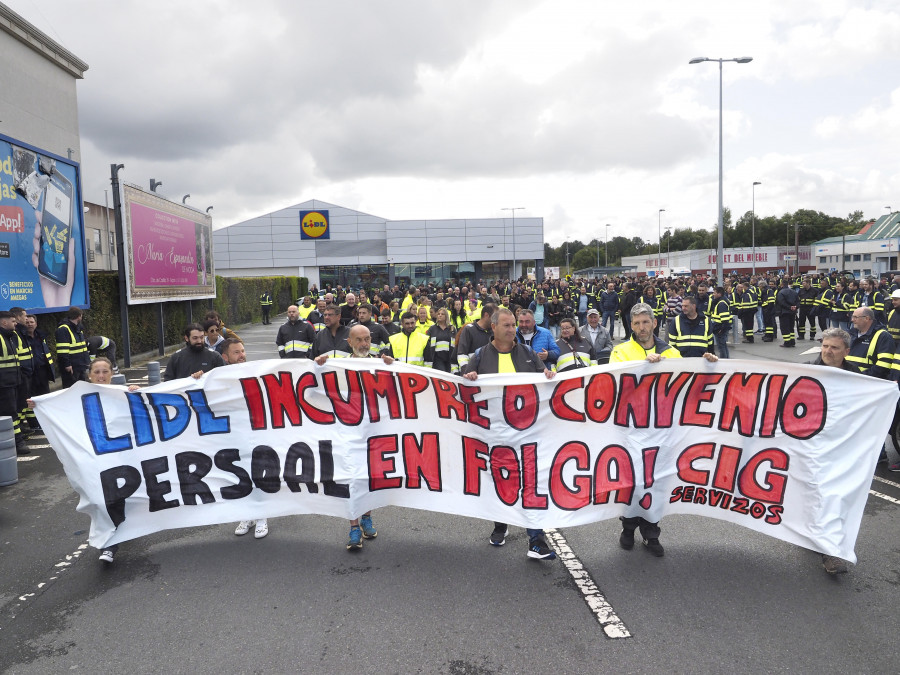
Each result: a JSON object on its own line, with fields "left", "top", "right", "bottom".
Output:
{"left": 37, "top": 272, "right": 307, "bottom": 360}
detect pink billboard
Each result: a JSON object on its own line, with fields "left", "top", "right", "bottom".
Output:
{"left": 122, "top": 185, "right": 215, "bottom": 304}
{"left": 130, "top": 203, "right": 204, "bottom": 286}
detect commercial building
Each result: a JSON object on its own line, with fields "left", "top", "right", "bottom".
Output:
{"left": 0, "top": 3, "right": 87, "bottom": 160}
{"left": 813, "top": 212, "right": 900, "bottom": 278}
{"left": 621, "top": 245, "right": 813, "bottom": 278}
{"left": 213, "top": 199, "right": 544, "bottom": 288}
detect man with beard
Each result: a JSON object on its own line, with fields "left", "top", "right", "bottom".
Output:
{"left": 340, "top": 293, "right": 358, "bottom": 327}
{"left": 316, "top": 325, "right": 395, "bottom": 550}
{"left": 163, "top": 324, "right": 225, "bottom": 381}
{"left": 351, "top": 303, "right": 390, "bottom": 356}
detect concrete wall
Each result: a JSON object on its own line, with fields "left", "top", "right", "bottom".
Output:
{"left": 0, "top": 3, "right": 87, "bottom": 160}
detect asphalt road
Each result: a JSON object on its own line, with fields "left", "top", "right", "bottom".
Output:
{"left": 2, "top": 315, "right": 899, "bottom": 674}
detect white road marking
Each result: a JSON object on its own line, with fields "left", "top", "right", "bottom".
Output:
{"left": 872, "top": 475, "right": 900, "bottom": 490}
{"left": 26, "top": 443, "right": 51, "bottom": 449}
{"left": 869, "top": 489, "right": 900, "bottom": 505}
{"left": 16, "top": 455, "right": 39, "bottom": 462}
{"left": 545, "top": 528, "right": 631, "bottom": 639}
{"left": 5, "top": 541, "right": 89, "bottom": 620}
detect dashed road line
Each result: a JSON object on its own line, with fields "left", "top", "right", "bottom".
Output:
{"left": 872, "top": 475, "right": 900, "bottom": 490}
{"left": 545, "top": 528, "right": 631, "bottom": 639}
{"left": 16, "top": 455, "right": 39, "bottom": 462}
{"left": 869, "top": 489, "right": 900, "bottom": 505}
{"left": 4, "top": 541, "right": 89, "bottom": 623}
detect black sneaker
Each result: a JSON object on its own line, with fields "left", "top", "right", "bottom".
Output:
{"left": 619, "top": 529, "right": 635, "bottom": 550}
{"left": 489, "top": 524, "right": 508, "bottom": 546}
{"left": 527, "top": 537, "right": 557, "bottom": 560}
{"left": 643, "top": 538, "right": 665, "bottom": 557}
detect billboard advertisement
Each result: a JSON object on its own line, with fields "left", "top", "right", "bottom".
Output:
{"left": 0, "top": 132, "right": 89, "bottom": 312}
{"left": 121, "top": 184, "right": 215, "bottom": 304}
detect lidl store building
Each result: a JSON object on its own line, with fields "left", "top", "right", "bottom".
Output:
{"left": 213, "top": 200, "right": 545, "bottom": 288}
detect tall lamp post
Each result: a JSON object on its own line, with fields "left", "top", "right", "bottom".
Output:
{"left": 658, "top": 208, "right": 666, "bottom": 269}
{"left": 751, "top": 181, "right": 761, "bottom": 274}
{"left": 502, "top": 207, "right": 525, "bottom": 281}
{"left": 665, "top": 226, "right": 672, "bottom": 269}
{"left": 605, "top": 223, "right": 612, "bottom": 270}
{"left": 689, "top": 56, "right": 753, "bottom": 283}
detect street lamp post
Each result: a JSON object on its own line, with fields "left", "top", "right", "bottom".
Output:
{"left": 689, "top": 56, "right": 753, "bottom": 283}
{"left": 665, "top": 226, "right": 672, "bottom": 268}
{"left": 605, "top": 223, "right": 612, "bottom": 270}
{"left": 502, "top": 207, "right": 525, "bottom": 281}
{"left": 752, "top": 181, "right": 761, "bottom": 274}
{"left": 658, "top": 209, "right": 666, "bottom": 270}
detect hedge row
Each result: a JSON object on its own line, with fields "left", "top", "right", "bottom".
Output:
{"left": 34, "top": 273, "right": 307, "bottom": 358}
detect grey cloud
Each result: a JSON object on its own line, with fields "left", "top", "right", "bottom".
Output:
{"left": 305, "top": 33, "right": 707, "bottom": 180}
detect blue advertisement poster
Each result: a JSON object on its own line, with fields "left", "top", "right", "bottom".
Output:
{"left": 0, "top": 132, "right": 88, "bottom": 312}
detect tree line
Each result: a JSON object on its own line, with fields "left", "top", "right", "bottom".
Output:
{"left": 540, "top": 208, "right": 866, "bottom": 271}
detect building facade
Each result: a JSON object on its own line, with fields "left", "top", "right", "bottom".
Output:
{"left": 621, "top": 245, "right": 814, "bottom": 278}
{"left": 813, "top": 213, "right": 900, "bottom": 278}
{"left": 213, "top": 199, "right": 544, "bottom": 287}
{"left": 0, "top": 3, "right": 87, "bottom": 160}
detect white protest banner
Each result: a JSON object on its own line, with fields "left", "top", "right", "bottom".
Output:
{"left": 33, "top": 358, "right": 897, "bottom": 562}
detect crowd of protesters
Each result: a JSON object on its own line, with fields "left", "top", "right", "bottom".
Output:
{"left": 10, "top": 267, "right": 898, "bottom": 575}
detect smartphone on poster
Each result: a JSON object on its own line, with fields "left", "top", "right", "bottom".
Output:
{"left": 38, "top": 170, "right": 74, "bottom": 286}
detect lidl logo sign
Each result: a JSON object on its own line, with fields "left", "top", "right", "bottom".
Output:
{"left": 300, "top": 210, "right": 329, "bottom": 240}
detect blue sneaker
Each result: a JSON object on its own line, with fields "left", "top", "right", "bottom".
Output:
{"left": 360, "top": 514, "right": 377, "bottom": 539}
{"left": 527, "top": 536, "right": 557, "bottom": 560}
{"left": 347, "top": 526, "right": 363, "bottom": 551}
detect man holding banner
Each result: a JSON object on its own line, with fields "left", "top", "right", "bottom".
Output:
{"left": 808, "top": 327, "right": 859, "bottom": 575}
{"left": 610, "top": 302, "right": 716, "bottom": 557}
{"left": 225, "top": 338, "right": 271, "bottom": 540}
{"left": 316, "top": 324, "right": 394, "bottom": 550}
{"left": 463, "top": 307, "right": 557, "bottom": 560}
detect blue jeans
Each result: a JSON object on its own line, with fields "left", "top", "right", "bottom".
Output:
{"left": 756, "top": 307, "right": 764, "bottom": 331}
{"left": 715, "top": 331, "right": 730, "bottom": 358}
{"left": 601, "top": 310, "right": 616, "bottom": 331}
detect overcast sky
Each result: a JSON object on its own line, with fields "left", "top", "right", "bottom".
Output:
{"left": 7, "top": 0, "right": 900, "bottom": 246}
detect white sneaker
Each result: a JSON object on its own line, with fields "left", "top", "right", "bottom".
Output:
{"left": 235, "top": 520, "right": 253, "bottom": 536}
{"left": 254, "top": 519, "right": 269, "bottom": 539}
{"left": 98, "top": 549, "right": 115, "bottom": 563}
